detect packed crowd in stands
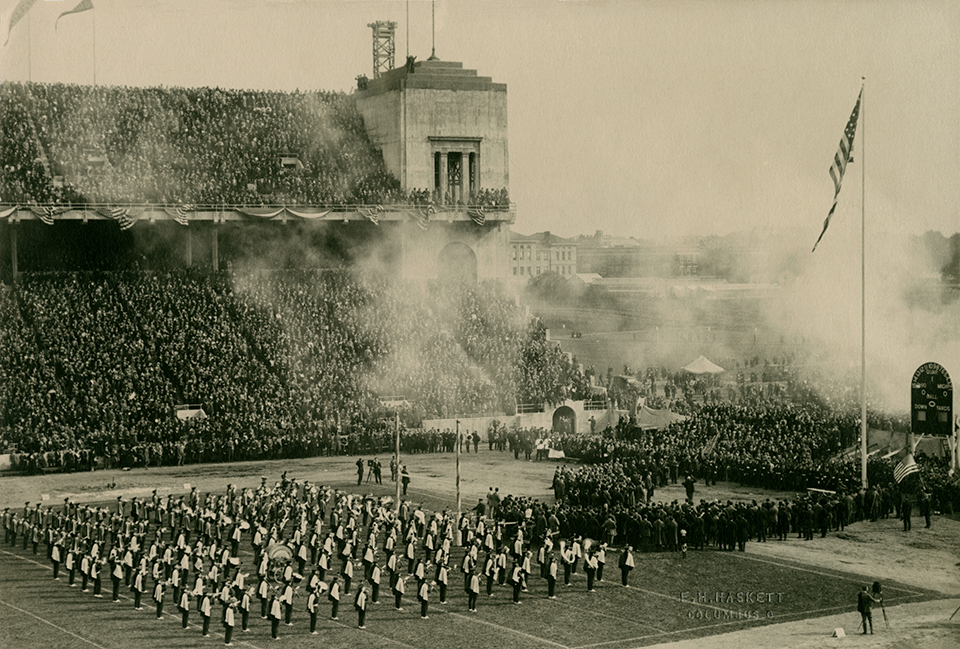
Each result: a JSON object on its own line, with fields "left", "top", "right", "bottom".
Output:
{"left": 0, "top": 270, "right": 590, "bottom": 470}
{"left": 0, "top": 81, "right": 509, "bottom": 208}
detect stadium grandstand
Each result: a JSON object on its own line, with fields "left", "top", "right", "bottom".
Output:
{"left": 0, "top": 45, "right": 954, "bottom": 526}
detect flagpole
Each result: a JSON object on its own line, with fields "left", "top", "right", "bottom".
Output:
{"left": 860, "top": 77, "right": 867, "bottom": 489}
{"left": 92, "top": 6, "right": 97, "bottom": 86}
{"left": 394, "top": 410, "right": 401, "bottom": 516}
{"left": 27, "top": 8, "right": 31, "bottom": 82}
{"left": 455, "top": 419, "right": 461, "bottom": 530}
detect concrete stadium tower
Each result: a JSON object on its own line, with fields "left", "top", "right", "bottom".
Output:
{"left": 355, "top": 58, "right": 515, "bottom": 283}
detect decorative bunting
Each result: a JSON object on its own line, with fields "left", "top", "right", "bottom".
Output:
{"left": 359, "top": 205, "right": 384, "bottom": 226}
{"left": 468, "top": 207, "right": 485, "bottom": 226}
{"left": 162, "top": 203, "right": 194, "bottom": 226}
{"left": 28, "top": 205, "right": 66, "bottom": 225}
{"left": 97, "top": 206, "right": 145, "bottom": 230}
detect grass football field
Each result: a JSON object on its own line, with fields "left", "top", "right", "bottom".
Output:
{"left": 0, "top": 455, "right": 941, "bottom": 649}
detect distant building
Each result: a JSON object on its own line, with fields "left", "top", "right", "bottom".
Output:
{"left": 575, "top": 230, "right": 696, "bottom": 277}
{"left": 508, "top": 231, "right": 577, "bottom": 279}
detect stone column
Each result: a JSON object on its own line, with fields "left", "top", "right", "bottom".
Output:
{"left": 185, "top": 228, "right": 193, "bottom": 268}
{"left": 10, "top": 224, "right": 18, "bottom": 279}
{"left": 469, "top": 152, "right": 479, "bottom": 199}
{"left": 211, "top": 227, "right": 219, "bottom": 271}
{"left": 439, "top": 151, "right": 448, "bottom": 205}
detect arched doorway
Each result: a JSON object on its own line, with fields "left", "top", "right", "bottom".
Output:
{"left": 552, "top": 405, "right": 576, "bottom": 435}
{"left": 437, "top": 241, "right": 477, "bottom": 284}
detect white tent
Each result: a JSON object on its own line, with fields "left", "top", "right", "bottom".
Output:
{"left": 682, "top": 355, "right": 725, "bottom": 374}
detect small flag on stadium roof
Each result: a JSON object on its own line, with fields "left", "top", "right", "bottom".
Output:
{"left": 4, "top": 0, "right": 39, "bottom": 46}
{"left": 893, "top": 453, "right": 920, "bottom": 483}
{"left": 56, "top": 0, "right": 94, "bottom": 31}
{"left": 813, "top": 88, "right": 862, "bottom": 252}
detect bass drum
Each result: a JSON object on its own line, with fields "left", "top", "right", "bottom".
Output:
{"left": 265, "top": 542, "right": 294, "bottom": 585}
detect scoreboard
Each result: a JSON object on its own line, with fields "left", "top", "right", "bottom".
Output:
{"left": 911, "top": 362, "right": 953, "bottom": 437}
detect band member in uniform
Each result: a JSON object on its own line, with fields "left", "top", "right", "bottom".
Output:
{"left": 418, "top": 579, "right": 430, "bottom": 619}
{"left": 546, "top": 553, "right": 558, "bottom": 599}
{"left": 66, "top": 547, "right": 76, "bottom": 586}
{"left": 369, "top": 562, "right": 381, "bottom": 603}
{"left": 153, "top": 579, "right": 165, "bottom": 619}
{"left": 258, "top": 575, "right": 270, "bottom": 618}
{"left": 467, "top": 569, "right": 480, "bottom": 612}
{"left": 393, "top": 574, "right": 405, "bottom": 610}
{"left": 585, "top": 550, "right": 597, "bottom": 592}
{"left": 510, "top": 561, "right": 523, "bottom": 604}
{"left": 81, "top": 553, "right": 91, "bottom": 592}
{"left": 269, "top": 592, "right": 282, "bottom": 639}
{"left": 618, "top": 546, "right": 635, "bottom": 587}
{"left": 239, "top": 587, "right": 252, "bottom": 631}
{"left": 437, "top": 561, "right": 449, "bottom": 604}
{"left": 342, "top": 556, "right": 354, "bottom": 595}
{"left": 51, "top": 540, "right": 61, "bottom": 580}
{"left": 561, "top": 542, "right": 573, "bottom": 587}
{"left": 223, "top": 600, "right": 236, "bottom": 646}
{"left": 355, "top": 585, "right": 368, "bottom": 628}
{"left": 179, "top": 589, "right": 191, "bottom": 629}
{"left": 328, "top": 576, "right": 341, "bottom": 620}
{"left": 92, "top": 558, "right": 104, "bottom": 597}
{"left": 307, "top": 585, "right": 319, "bottom": 634}
{"left": 111, "top": 558, "right": 124, "bottom": 602}
{"left": 201, "top": 591, "right": 213, "bottom": 637}
{"left": 132, "top": 566, "right": 147, "bottom": 609}
{"left": 282, "top": 579, "right": 294, "bottom": 625}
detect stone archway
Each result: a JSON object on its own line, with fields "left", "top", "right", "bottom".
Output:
{"left": 552, "top": 405, "right": 576, "bottom": 435}
{"left": 437, "top": 241, "right": 477, "bottom": 284}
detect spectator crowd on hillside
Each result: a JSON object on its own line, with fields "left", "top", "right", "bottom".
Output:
{"left": 0, "top": 270, "right": 590, "bottom": 470}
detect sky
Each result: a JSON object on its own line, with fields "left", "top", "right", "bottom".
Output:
{"left": 1, "top": 0, "right": 958, "bottom": 242}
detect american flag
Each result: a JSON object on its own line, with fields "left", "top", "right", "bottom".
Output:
{"left": 700, "top": 432, "right": 720, "bottom": 459}
{"left": 893, "top": 453, "right": 920, "bottom": 483}
{"left": 813, "top": 88, "right": 862, "bottom": 252}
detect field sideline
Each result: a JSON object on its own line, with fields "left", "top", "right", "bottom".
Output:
{"left": 0, "top": 452, "right": 954, "bottom": 649}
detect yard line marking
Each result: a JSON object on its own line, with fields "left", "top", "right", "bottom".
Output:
{"left": 325, "top": 616, "right": 420, "bottom": 649}
{"left": 447, "top": 610, "right": 571, "bottom": 648}
{"left": 730, "top": 552, "right": 926, "bottom": 595}
{"left": 572, "top": 601, "right": 866, "bottom": 649}
{"left": 0, "top": 597, "right": 111, "bottom": 649}
{"left": 624, "top": 583, "right": 732, "bottom": 614}
{"left": 544, "top": 593, "right": 666, "bottom": 632}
